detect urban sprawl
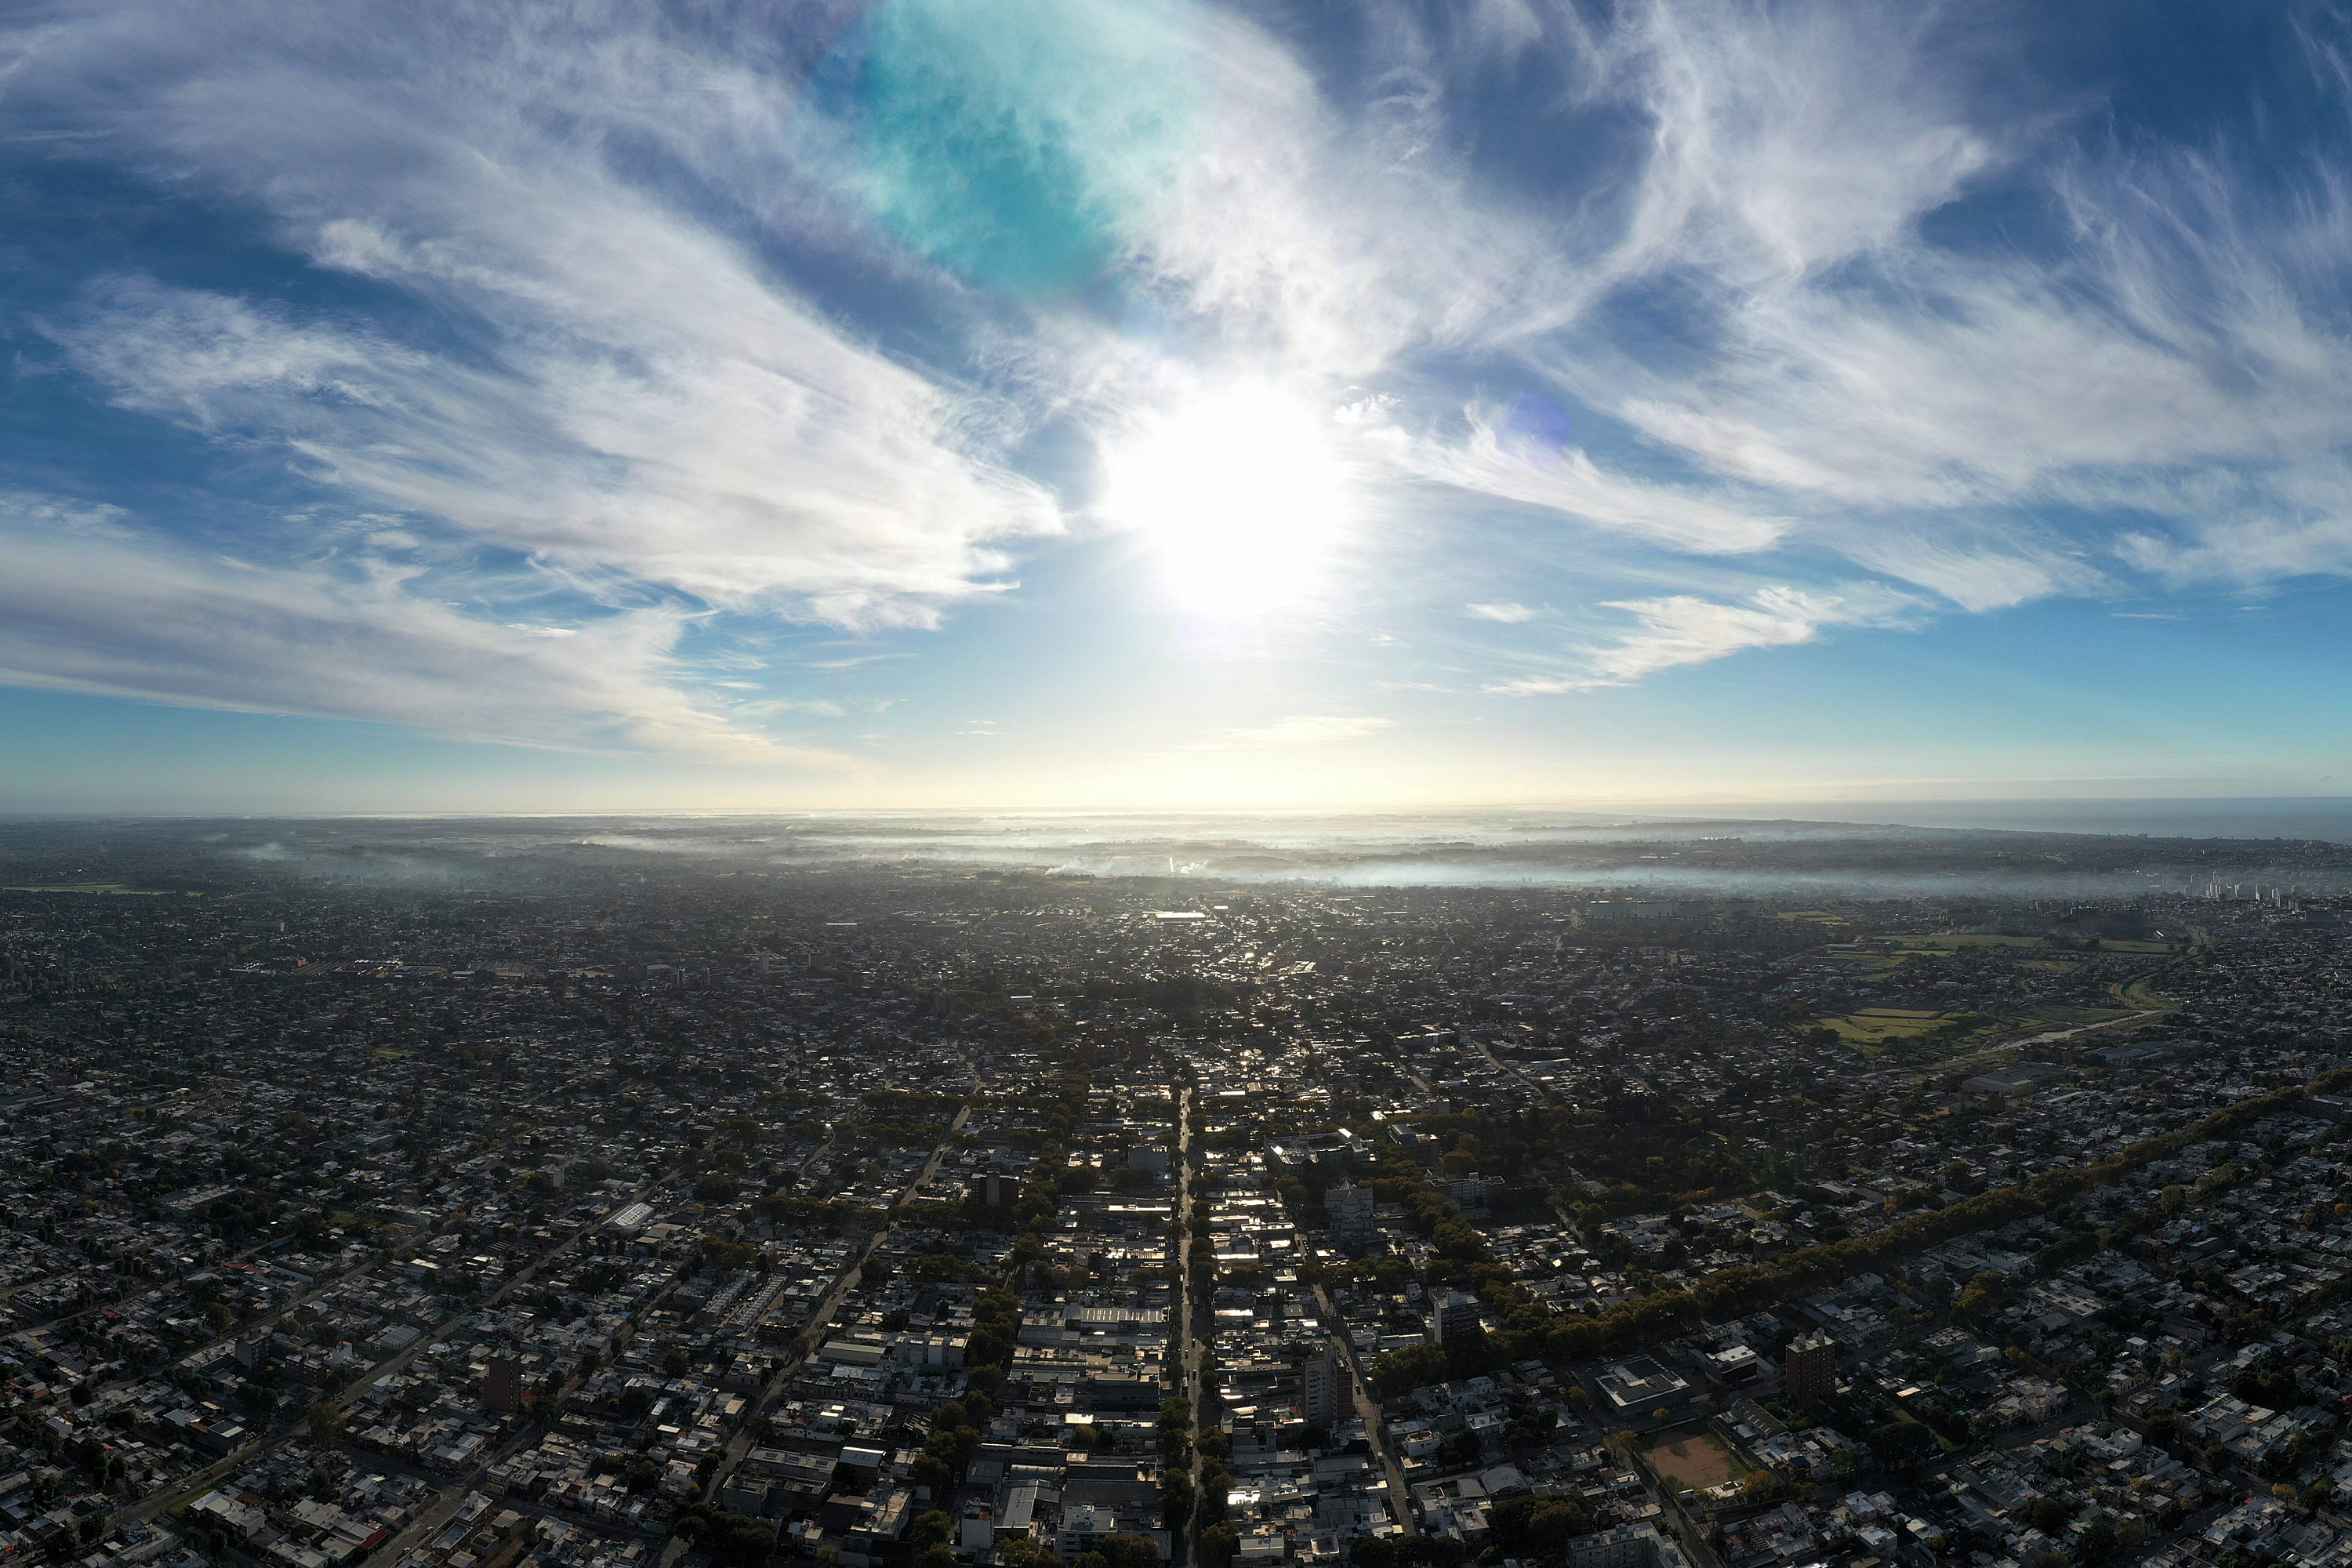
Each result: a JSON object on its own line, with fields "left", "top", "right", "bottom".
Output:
{"left": 2, "top": 827, "right": 2350, "bottom": 1568}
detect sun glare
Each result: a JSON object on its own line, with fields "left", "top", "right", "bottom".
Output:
{"left": 1099, "top": 383, "right": 1350, "bottom": 613}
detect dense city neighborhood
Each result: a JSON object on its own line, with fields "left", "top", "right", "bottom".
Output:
{"left": 5, "top": 821, "right": 2352, "bottom": 1568}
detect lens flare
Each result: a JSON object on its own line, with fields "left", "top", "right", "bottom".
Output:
{"left": 1099, "top": 383, "right": 1349, "bottom": 613}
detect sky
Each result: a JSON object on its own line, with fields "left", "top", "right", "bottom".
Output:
{"left": 8, "top": 0, "right": 2352, "bottom": 813}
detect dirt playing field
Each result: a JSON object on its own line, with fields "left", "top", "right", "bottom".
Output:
{"left": 1645, "top": 1431, "right": 1740, "bottom": 1489}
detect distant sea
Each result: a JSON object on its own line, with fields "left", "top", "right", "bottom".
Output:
{"left": 58, "top": 797, "right": 2352, "bottom": 896}
{"left": 1708, "top": 797, "right": 2352, "bottom": 843}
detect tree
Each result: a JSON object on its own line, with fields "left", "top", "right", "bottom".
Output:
{"left": 671, "top": 1505, "right": 777, "bottom": 1564}
{"left": 909, "top": 1511, "right": 953, "bottom": 1548}
{"left": 1439, "top": 1431, "right": 1483, "bottom": 1469}
{"left": 1160, "top": 1471, "right": 1196, "bottom": 1531}
{"left": 1099, "top": 1537, "right": 1162, "bottom": 1568}
{"left": 1867, "top": 1420, "right": 1937, "bottom": 1472}
{"left": 1958, "top": 1271, "right": 2010, "bottom": 1319}
{"left": 1503, "top": 1410, "right": 1557, "bottom": 1452}
{"left": 2022, "top": 1499, "right": 2072, "bottom": 1534}
{"left": 700, "top": 1237, "right": 759, "bottom": 1272}
{"left": 1487, "top": 1496, "right": 1593, "bottom": 1558}
{"left": 1196, "top": 1462, "right": 1235, "bottom": 1526}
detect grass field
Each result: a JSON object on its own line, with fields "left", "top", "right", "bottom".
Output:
{"left": 1817, "top": 1011, "right": 1958, "bottom": 1056}
{"left": 1820, "top": 1011, "right": 1951, "bottom": 1038}
{"left": 1880, "top": 933, "right": 2181, "bottom": 955}
{"left": 1645, "top": 1428, "right": 1745, "bottom": 1489}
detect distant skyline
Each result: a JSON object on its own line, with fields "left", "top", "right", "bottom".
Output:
{"left": 9, "top": 1, "right": 2352, "bottom": 812}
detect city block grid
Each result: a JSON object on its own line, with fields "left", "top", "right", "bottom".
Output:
{"left": 4, "top": 862, "right": 2352, "bottom": 1568}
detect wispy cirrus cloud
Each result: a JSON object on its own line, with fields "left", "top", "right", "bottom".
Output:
{"left": 0, "top": 495, "right": 826, "bottom": 761}
{"left": 21, "top": 1, "right": 1060, "bottom": 633}
{"left": 14, "top": 0, "right": 2352, "bottom": 786}
{"left": 1376, "top": 406, "right": 1787, "bottom": 554}
{"left": 1488, "top": 583, "right": 1921, "bottom": 693}
{"left": 1494, "top": 0, "right": 2352, "bottom": 608}
{"left": 0, "top": 0, "right": 1084, "bottom": 757}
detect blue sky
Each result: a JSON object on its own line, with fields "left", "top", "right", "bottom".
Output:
{"left": 5, "top": 0, "right": 2352, "bottom": 811}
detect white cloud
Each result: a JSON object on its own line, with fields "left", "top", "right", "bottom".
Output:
{"left": 1377, "top": 409, "right": 1786, "bottom": 554}
{"left": 1592, "top": 0, "right": 2019, "bottom": 288}
{"left": 1125, "top": 7, "right": 1583, "bottom": 382}
{"left": 1177, "top": 715, "right": 1396, "bottom": 750}
{"left": 18, "top": 0, "right": 2352, "bottom": 731}
{"left": 21, "top": 4, "right": 1060, "bottom": 631}
{"left": 1826, "top": 524, "right": 2106, "bottom": 612}
{"left": 1403, "top": 0, "right": 2352, "bottom": 656}
{"left": 1465, "top": 602, "right": 1538, "bottom": 623}
{"left": 2118, "top": 511, "right": 2352, "bottom": 588}
{"left": 1488, "top": 583, "right": 1918, "bottom": 693}
{"left": 0, "top": 495, "right": 830, "bottom": 763}
{"left": 1515, "top": 5, "right": 2352, "bottom": 568}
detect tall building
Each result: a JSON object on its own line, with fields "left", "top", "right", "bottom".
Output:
{"left": 482, "top": 1354, "right": 524, "bottom": 1413}
{"left": 1430, "top": 1289, "right": 1484, "bottom": 1342}
{"left": 1303, "top": 1349, "right": 1351, "bottom": 1428}
{"left": 1782, "top": 1333, "right": 1837, "bottom": 1401}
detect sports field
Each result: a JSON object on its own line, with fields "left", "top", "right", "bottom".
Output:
{"left": 1644, "top": 1429, "right": 1742, "bottom": 1489}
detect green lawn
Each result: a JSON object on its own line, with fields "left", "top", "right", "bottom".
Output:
{"left": 1879, "top": 932, "right": 2180, "bottom": 955}
{"left": 1819, "top": 1011, "right": 1952, "bottom": 1045}
{"left": 2112, "top": 976, "right": 2176, "bottom": 1009}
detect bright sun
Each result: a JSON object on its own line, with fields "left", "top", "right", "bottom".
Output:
{"left": 1098, "top": 383, "right": 1349, "bottom": 613}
